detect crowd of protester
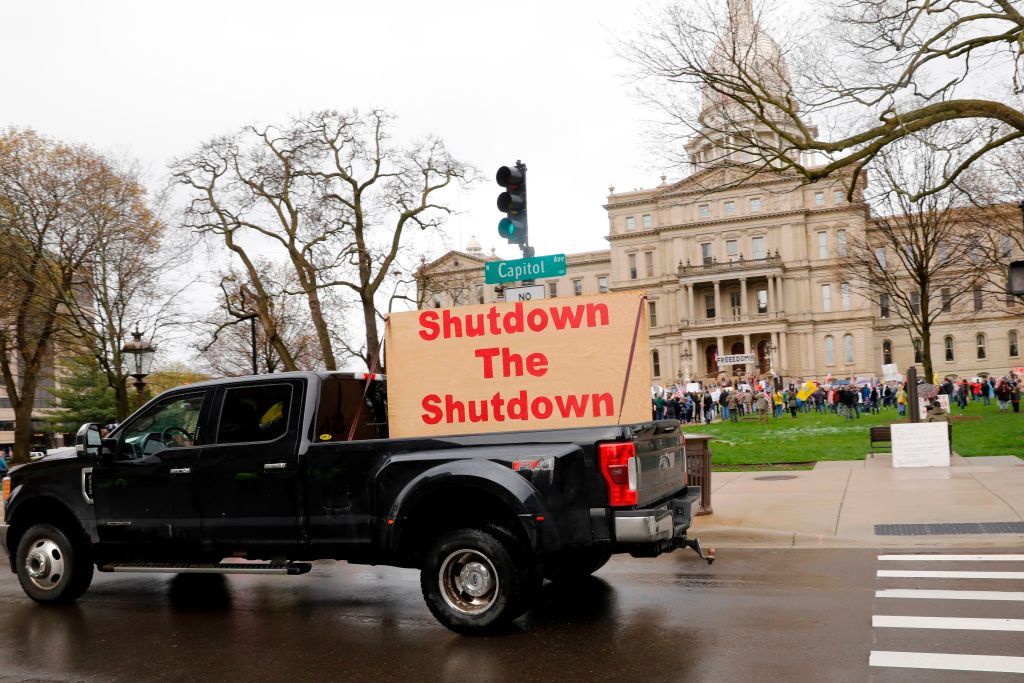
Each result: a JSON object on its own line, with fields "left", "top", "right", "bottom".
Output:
{"left": 652, "top": 374, "right": 1021, "bottom": 424}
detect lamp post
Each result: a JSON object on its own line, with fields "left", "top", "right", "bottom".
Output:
{"left": 238, "top": 288, "right": 259, "bottom": 375}
{"left": 121, "top": 327, "right": 155, "bottom": 395}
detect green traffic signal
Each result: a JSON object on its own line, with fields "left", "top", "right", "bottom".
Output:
{"left": 498, "top": 217, "right": 516, "bottom": 239}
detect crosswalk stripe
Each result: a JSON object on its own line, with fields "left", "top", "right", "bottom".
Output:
{"left": 869, "top": 651, "right": 1024, "bottom": 674}
{"left": 878, "top": 570, "right": 1024, "bottom": 579}
{"left": 879, "top": 554, "right": 1024, "bottom": 562}
{"left": 873, "top": 615, "right": 1024, "bottom": 631}
{"left": 876, "top": 589, "right": 1024, "bottom": 601}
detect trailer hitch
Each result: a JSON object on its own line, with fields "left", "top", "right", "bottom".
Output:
{"left": 683, "top": 537, "right": 715, "bottom": 564}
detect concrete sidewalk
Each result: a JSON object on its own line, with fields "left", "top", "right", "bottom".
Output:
{"left": 692, "top": 454, "right": 1024, "bottom": 549}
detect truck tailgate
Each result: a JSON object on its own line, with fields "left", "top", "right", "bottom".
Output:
{"left": 632, "top": 422, "right": 687, "bottom": 507}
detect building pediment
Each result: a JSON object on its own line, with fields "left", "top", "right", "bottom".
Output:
{"left": 418, "top": 249, "right": 497, "bottom": 276}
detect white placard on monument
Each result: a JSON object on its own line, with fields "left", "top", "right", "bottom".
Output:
{"left": 891, "top": 422, "right": 951, "bottom": 468}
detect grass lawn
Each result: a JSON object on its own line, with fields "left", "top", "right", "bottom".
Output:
{"left": 681, "top": 400, "right": 1024, "bottom": 467}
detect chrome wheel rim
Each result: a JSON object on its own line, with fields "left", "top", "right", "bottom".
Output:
{"left": 438, "top": 548, "right": 499, "bottom": 615}
{"left": 24, "top": 538, "right": 65, "bottom": 591}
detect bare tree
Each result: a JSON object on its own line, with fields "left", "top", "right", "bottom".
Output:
{"left": 846, "top": 140, "right": 988, "bottom": 380}
{"left": 622, "top": 0, "right": 1024, "bottom": 199}
{"left": 171, "top": 109, "right": 476, "bottom": 372}
{"left": 199, "top": 261, "right": 324, "bottom": 376}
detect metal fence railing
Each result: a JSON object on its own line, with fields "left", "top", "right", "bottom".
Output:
{"left": 684, "top": 434, "right": 713, "bottom": 516}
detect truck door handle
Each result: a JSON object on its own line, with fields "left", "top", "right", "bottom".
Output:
{"left": 264, "top": 462, "right": 288, "bottom": 471}
{"left": 169, "top": 467, "right": 191, "bottom": 476}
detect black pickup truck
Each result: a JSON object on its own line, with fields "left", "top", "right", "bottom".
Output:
{"left": 1, "top": 371, "right": 710, "bottom": 633}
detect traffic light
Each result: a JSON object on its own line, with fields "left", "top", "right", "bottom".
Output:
{"left": 496, "top": 161, "right": 528, "bottom": 248}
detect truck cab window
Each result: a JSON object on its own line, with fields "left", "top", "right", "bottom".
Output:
{"left": 316, "top": 377, "right": 388, "bottom": 441}
{"left": 119, "top": 394, "right": 205, "bottom": 459}
{"left": 216, "top": 384, "right": 292, "bottom": 444}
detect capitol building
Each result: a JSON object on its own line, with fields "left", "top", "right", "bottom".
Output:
{"left": 418, "top": 1, "right": 1022, "bottom": 388}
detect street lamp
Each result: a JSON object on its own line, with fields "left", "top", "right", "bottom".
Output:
{"left": 122, "top": 327, "right": 155, "bottom": 395}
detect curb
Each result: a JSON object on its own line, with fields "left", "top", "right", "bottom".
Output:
{"left": 692, "top": 525, "right": 1024, "bottom": 549}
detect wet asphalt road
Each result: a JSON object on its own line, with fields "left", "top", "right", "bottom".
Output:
{"left": 0, "top": 548, "right": 1021, "bottom": 683}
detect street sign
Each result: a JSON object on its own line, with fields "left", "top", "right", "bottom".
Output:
{"left": 503, "top": 284, "right": 546, "bottom": 302}
{"left": 484, "top": 253, "right": 566, "bottom": 284}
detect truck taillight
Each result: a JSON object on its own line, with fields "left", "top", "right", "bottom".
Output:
{"left": 599, "top": 442, "right": 637, "bottom": 507}
{"left": 680, "top": 433, "right": 688, "bottom": 487}
{"left": 2, "top": 477, "right": 9, "bottom": 502}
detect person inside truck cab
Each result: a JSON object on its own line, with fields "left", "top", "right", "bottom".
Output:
{"left": 118, "top": 395, "right": 204, "bottom": 458}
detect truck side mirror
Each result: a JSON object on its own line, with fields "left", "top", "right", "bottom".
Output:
{"left": 75, "top": 423, "right": 103, "bottom": 460}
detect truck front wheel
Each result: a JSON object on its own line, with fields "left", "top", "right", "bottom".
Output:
{"left": 15, "top": 523, "right": 93, "bottom": 604}
{"left": 421, "top": 527, "right": 535, "bottom": 635}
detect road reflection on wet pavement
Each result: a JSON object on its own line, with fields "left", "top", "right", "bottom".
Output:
{"left": 0, "top": 548, "right": 987, "bottom": 682}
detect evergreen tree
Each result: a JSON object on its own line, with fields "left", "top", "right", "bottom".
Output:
{"left": 44, "top": 354, "right": 118, "bottom": 433}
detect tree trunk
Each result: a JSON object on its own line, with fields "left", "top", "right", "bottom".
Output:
{"left": 11, "top": 397, "right": 36, "bottom": 465}
{"left": 920, "top": 328, "right": 934, "bottom": 383}
{"left": 362, "top": 294, "right": 382, "bottom": 373}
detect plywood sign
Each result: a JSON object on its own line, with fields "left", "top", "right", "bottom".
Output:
{"left": 386, "top": 292, "right": 651, "bottom": 438}
{"left": 891, "top": 422, "right": 951, "bottom": 468}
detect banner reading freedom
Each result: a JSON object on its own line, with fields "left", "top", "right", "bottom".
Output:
{"left": 385, "top": 292, "right": 651, "bottom": 438}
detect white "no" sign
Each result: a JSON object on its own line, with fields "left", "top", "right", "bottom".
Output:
{"left": 503, "top": 284, "right": 546, "bottom": 302}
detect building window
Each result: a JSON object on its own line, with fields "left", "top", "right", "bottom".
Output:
{"left": 726, "top": 239, "right": 739, "bottom": 262}
{"left": 750, "top": 197, "right": 762, "bottom": 212}
{"left": 644, "top": 250, "right": 655, "bottom": 277}
{"left": 701, "top": 242, "right": 713, "bottom": 265}
{"left": 841, "top": 282, "right": 851, "bottom": 310}
{"left": 1011, "top": 330, "right": 1020, "bottom": 357}
{"left": 913, "top": 338, "right": 923, "bottom": 363}
{"left": 938, "top": 241, "right": 949, "bottom": 264}
{"left": 824, "top": 336, "right": 835, "bottom": 365}
{"left": 821, "top": 284, "right": 832, "bottom": 312}
{"left": 833, "top": 190, "right": 844, "bottom": 204}
{"left": 730, "top": 291, "right": 741, "bottom": 318}
{"left": 911, "top": 291, "right": 920, "bottom": 316}
{"left": 625, "top": 216, "right": 635, "bottom": 231}
{"left": 476, "top": 284, "right": 484, "bottom": 305}
{"left": 880, "top": 294, "right": 890, "bottom": 319}
{"left": 432, "top": 293, "right": 442, "bottom": 309}
{"left": 698, "top": 204, "right": 710, "bottom": 218}
{"left": 815, "top": 191, "right": 825, "bottom": 206}
{"left": 548, "top": 281, "right": 558, "bottom": 298}
{"left": 757, "top": 289, "right": 768, "bottom": 314}
{"left": 705, "top": 293, "right": 716, "bottom": 319}
{"left": 843, "top": 334, "right": 854, "bottom": 363}
{"left": 944, "top": 336, "right": 955, "bottom": 362}
{"left": 969, "top": 238, "right": 983, "bottom": 264}
{"left": 1002, "top": 234, "right": 1014, "bottom": 258}
{"left": 977, "top": 333, "right": 987, "bottom": 359}
{"left": 938, "top": 288, "right": 950, "bottom": 313}
{"left": 974, "top": 288, "right": 983, "bottom": 311}
{"left": 648, "top": 301, "right": 658, "bottom": 327}
{"left": 818, "top": 231, "right": 828, "bottom": 259}
{"left": 882, "top": 340, "right": 893, "bottom": 365}
{"left": 652, "top": 350, "right": 661, "bottom": 378}
{"left": 724, "top": 200, "right": 736, "bottom": 214}
{"left": 628, "top": 253, "right": 638, "bottom": 280}
{"left": 597, "top": 276, "right": 608, "bottom": 293}
{"left": 642, "top": 214, "right": 652, "bottom": 229}
{"left": 573, "top": 279, "right": 583, "bottom": 296}
{"left": 875, "top": 247, "right": 886, "bottom": 269}
{"left": 837, "top": 229, "right": 847, "bottom": 257}
{"left": 752, "top": 236, "right": 766, "bottom": 260}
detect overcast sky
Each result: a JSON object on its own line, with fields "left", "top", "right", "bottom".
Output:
{"left": 1, "top": 0, "right": 676, "bottom": 262}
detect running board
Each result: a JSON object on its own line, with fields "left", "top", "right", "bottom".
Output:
{"left": 98, "top": 561, "right": 312, "bottom": 575}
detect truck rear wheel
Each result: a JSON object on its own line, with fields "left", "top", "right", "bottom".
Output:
{"left": 543, "top": 548, "right": 612, "bottom": 582}
{"left": 15, "top": 523, "right": 93, "bottom": 604}
{"left": 420, "top": 527, "right": 535, "bottom": 635}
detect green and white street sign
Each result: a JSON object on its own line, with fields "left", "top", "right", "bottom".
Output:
{"left": 484, "top": 254, "right": 566, "bottom": 285}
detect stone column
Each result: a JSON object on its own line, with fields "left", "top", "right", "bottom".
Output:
{"left": 716, "top": 334, "right": 725, "bottom": 376}
{"left": 776, "top": 276, "right": 786, "bottom": 313}
{"left": 771, "top": 331, "right": 780, "bottom": 375}
{"left": 743, "top": 332, "right": 752, "bottom": 377}
{"left": 713, "top": 281, "right": 721, "bottom": 322}
{"left": 779, "top": 330, "right": 789, "bottom": 373}
{"left": 740, "top": 277, "right": 748, "bottom": 318}
{"left": 767, "top": 276, "right": 776, "bottom": 314}
{"left": 804, "top": 332, "right": 816, "bottom": 377}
